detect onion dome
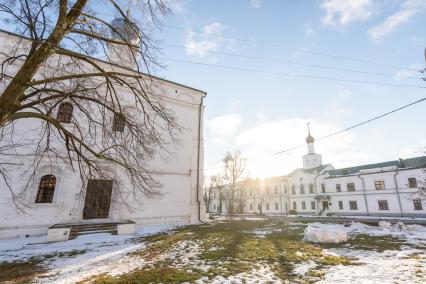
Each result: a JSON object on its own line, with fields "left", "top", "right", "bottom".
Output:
{"left": 306, "top": 123, "right": 314, "bottom": 143}
{"left": 306, "top": 133, "right": 315, "bottom": 144}
{"left": 110, "top": 18, "right": 140, "bottom": 44}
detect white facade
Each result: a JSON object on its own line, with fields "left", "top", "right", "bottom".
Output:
{"left": 0, "top": 29, "right": 207, "bottom": 239}
{"left": 209, "top": 130, "right": 426, "bottom": 218}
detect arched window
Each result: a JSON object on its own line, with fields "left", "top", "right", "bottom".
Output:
{"left": 300, "top": 184, "right": 305, "bottom": 194}
{"left": 309, "top": 183, "right": 314, "bottom": 193}
{"left": 36, "top": 175, "right": 56, "bottom": 203}
{"left": 57, "top": 102, "right": 73, "bottom": 123}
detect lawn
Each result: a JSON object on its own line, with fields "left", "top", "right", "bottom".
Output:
{"left": 1, "top": 219, "right": 426, "bottom": 283}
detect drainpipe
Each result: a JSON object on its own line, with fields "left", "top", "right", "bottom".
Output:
{"left": 358, "top": 174, "right": 370, "bottom": 216}
{"left": 393, "top": 169, "right": 404, "bottom": 217}
{"left": 196, "top": 93, "right": 207, "bottom": 223}
{"left": 314, "top": 173, "right": 320, "bottom": 215}
{"left": 280, "top": 183, "right": 283, "bottom": 215}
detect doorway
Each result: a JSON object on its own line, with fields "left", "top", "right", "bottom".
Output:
{"left": 322, "top": 201, "right": 329, "bottom": 210}
{"left": 83, "top": 179, "right": 113, "bottom": 219}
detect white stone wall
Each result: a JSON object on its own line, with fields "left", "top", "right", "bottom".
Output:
{"left": 0, "top": 31, "right": 206, "bottom": 239}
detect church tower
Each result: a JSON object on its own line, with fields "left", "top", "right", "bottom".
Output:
{"left": 107, "top": 15, "right": 140, "bottom": 69}
{"left": 302, "top": 123, "right": 322, "bottom": 169}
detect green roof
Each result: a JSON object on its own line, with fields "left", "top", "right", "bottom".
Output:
{"left": 327, "top": 156, "right": 426, "bottom": 176}
{"left": 288, "top": 164, "right": 333, "bottom": 176}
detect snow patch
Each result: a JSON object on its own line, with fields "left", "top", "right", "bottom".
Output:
{"left": 0, "top": 225, "right": 176, "bottom": 283}
{"left": 303, "top": 223, "right": 348, "bottom": 243}
{"left": 319, "top": 248, "right": 426, "bottom": 284}
{"left": 293, "top": 260, "right": 317, "bottom": 275}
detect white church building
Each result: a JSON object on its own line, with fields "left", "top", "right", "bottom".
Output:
{"left": 0, "top": 25, "right": 207, "bottom": 239}
{"left": 209, "top": 128, "right": 426, "bottom": 218}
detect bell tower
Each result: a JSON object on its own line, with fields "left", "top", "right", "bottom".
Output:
{"left": 107, "top": 13, "right": 140, "bottom": 69}
{"left": 302, "top": 123, "right": 322, "bottom": 169}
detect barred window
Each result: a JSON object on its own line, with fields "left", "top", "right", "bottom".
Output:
{"left": 112, "top": 113, "right": 125, "bottom": 132}
{"left": 347, "top": 183, "right": 355, "bottom": 192}
{"left": 300, "top": 184, "right": 305, "bottom": 194}
{"left": 302, "top": 201, "right": 306, "bottom": 209}
{"left": 309, "top": 183, "right": 314, "bottom": 194}
{"left": 349, "top": 201, "right": 358, "bottom": 210}
{"left": 413, "top": 199, "right": 423, "bottom": 210}
{"left": 336, "top": 184, "right": 341, "bottom": 192}
{"left": 36, "top": 175, "right": 56, "bottom": 203}
{"left": 338, "top": 201, "right": 343, "bottom": 210}
{"left": 57, "top": 102, "right": 73, "bottom": 123}
{"left": 408, "top": 178, "right": 417, "bottom": 188}
{"left": 311, "top": 201, "right": 316, "bottom": 210}
{"left": 375, "top": 180, "right": 385, "bottom": 190}
{"left": 378, "top": 200, "right": 389, "bottom": 210}
{"left": 293, "top": 202, "right": 297, "bottom": 210}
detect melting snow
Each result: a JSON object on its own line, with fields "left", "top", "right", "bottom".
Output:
{"left": 319, "top": 248, "right": 426, "bottom": 284}
{"left": 303, "top": 223, "right": 348, "bottom": 243}
{"left": 0, "top": 225, "right": 177, "bottom": 283}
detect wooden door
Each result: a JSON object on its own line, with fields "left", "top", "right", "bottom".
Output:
{"left": 83, "top": 179, "right": 113, "bottom": 219}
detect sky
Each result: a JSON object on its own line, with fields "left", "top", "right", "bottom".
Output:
{"left": 151, "top": 0, "right": 426, "bottom": 179}
{"left": 1, "top": 0, "right": 425, "bottom": 180}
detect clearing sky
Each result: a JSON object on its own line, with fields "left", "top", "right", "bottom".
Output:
{"left": 1, "top": 0, "right": 425, "bottom": 179}
{"left": 154, "top": 0, "right": 426, "bottom": 179}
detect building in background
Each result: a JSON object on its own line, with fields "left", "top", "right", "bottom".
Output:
{"left": 209, "top": 128, "right": 426, "bottom": 217}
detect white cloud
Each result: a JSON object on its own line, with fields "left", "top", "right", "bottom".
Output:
{"left": 326, "top": 89, "right": 353, "bottom": 115}
{"left": 250, "top": 0, "right": 261, "bottom": 8}
{"left": 320, "top": 0, "right": 374, "bottom": 28}
{"left": 393, "top": 63, "right": 422, "bottom": 80}
{"left": 367, "top": 0, "right": 426, "bottom": 42}
{"left": 234, "top": 117, "right": 374, "bottom": 177}
{"left": 207, "top": 113, "right": 243, "bottom": 144}
{"left": 185, "top": 22, "right": 225, "bottom": 59}
{"left": 400, "top": 139, "right": 426, "bottom": 158}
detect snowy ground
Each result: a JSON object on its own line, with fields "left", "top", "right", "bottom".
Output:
{"left": 0, "top": 225, "right": 178, "bottom": 283}
{"left": 1, "top": 220, "right": 426, "bottom": 283}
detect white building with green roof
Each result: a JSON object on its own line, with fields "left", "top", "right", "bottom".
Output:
{"left": 208, "top": 129, "right": 426, "bottom": 218}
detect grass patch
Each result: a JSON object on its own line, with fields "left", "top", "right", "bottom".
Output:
{"left": 92, "top": 264, "right": 201, "bottom": 284}
{"left": 337, "top": 234, "right": 404, "bottom": 252}
{"left": 41, "top": 249, "right": 88, "bottom": 260}
{"left": 0, "top": 260, "right": 45, "bottom": 283}
{"left": 84, "top": 220, "right": 412, "bottom": 283}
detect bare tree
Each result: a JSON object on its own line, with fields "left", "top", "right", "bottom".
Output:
{"left": 222, "top": 150, "right": 246, "bottom": 215}
{"left": 0, "top": 0, "right": 178, "bottom": 208}
{"left": 210, "top": 174, "right": 226, "bottom": 214}
{"left": 203, "top": 185, "right": 211, "bottom": 213}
